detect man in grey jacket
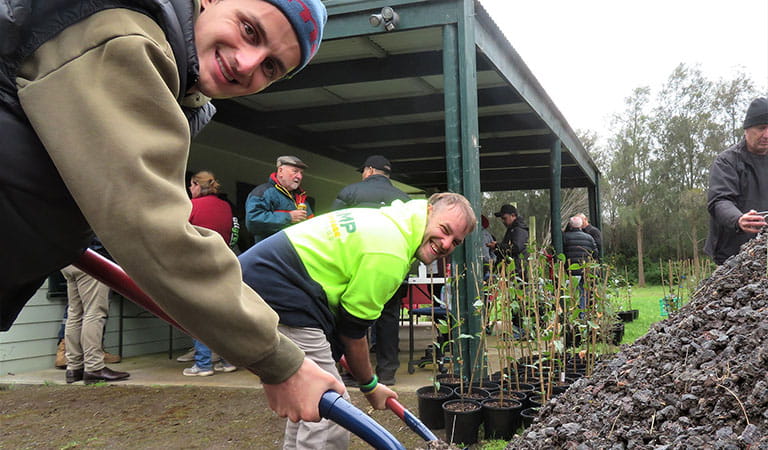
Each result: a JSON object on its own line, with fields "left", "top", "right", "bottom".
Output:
{"left": 705, "top": 97, "right": 768, "bottom": 264}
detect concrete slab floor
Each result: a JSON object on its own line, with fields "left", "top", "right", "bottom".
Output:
{"left": 0, "top": 322, "right": 499, "bottom": 392}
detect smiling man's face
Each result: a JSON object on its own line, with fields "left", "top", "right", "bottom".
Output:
{"left": 193, "top": 0, "right": 300, "bottom": 99}
{"left": 416, "top": 204, "right": 473, "bottom": 265}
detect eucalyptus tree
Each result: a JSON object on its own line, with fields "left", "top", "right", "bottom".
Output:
{"left": 713, "top": 71, "right": 762, "bottom": 146}
{"left": 607, "top": 87, "right": 655, "bottom": 286}
{"left": 651, "top": 64, "right": 723, "bottom": 262}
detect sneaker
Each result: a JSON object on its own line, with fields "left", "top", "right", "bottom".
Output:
{"left": 183, "top": 365, "right": 214, "bottom": 377}
{"left": 103, "top": 352, "right": 122, "bottom": 364}
{"left": 211, "top": 353, "right": 222, "bottom": 363}
{"left": 214, "top": 362, "right": 237, "bottom": 373}
{"left": 176, "top": 348, "right": 196, "bottom": 362}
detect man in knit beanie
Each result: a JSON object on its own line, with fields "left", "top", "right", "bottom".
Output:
{"left": 705, "top": 97, "right": 768, "bottom": 264}
{"left": 1, "top": 0, "right": 339, "bottom": 425}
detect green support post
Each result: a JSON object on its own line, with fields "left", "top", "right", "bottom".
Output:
{"left": 443, "top": 0, "right": 483, "bottom": 382}
{"left": 550, "top": 138, "right": 563, "bottom": 255}
{"left": 588, "top": 180, "right": 602, "bottom": 259}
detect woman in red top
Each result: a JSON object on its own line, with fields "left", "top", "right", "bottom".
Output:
{"left": 183, "top": 171, "right": 237, "bottom": 376}
{"left": 189, "top": 171, "right": 233, "bottom": 245}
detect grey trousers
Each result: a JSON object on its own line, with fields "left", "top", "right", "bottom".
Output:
{"left": 278, "top": 325, "right": 350, "bottom": 450}
{"left": 61, "top": 265, "right": 109, "bottom": 372}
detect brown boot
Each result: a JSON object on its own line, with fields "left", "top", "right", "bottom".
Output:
{"left": 55, "top": 341, "right": 67, "bottom": 370}
{"left": 103, "top": 352, "right": 122, "bottom": 364}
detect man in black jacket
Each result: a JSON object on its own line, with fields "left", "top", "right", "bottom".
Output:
{"left": 331, "top": 155, "right": 410, "bottom": 386}
{"left": 330, "top": 155, "right": 410, "bottom": 210}
{"left": 705, "top": 97, "right": 768, "bottom": 264}
{"left": 563, "top": 216, "right": 597, "bottom": 309}
{"left": 487, "top": 204, "right": 529, "bottom": 277}
{"left": 564, "top": 216, "right": 598, "bottom": 266}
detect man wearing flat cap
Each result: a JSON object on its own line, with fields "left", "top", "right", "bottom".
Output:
{"left": 330, "top": 155, "right": 410, "bottom": 386}
{"left": 487, "top": 204, "right": 529, "bottom": 276}
{"left": 246, "top": 155, "right": 314, "bottom": 244}
{"left": 705, "top": 97, "right": 768, "bottom": 264}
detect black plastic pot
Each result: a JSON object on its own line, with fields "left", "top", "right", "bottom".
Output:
{"left": 453, "top": 387, "right": 490, "bottom": 401}
{"left": 551, "top": 378, "right": 576, "bottom": 396}
{"left": 488, "top": 389, "right": 526, "bottom": 404}
{"left": 416, "top": 385, "right": 454, "bottom": 429}
{"left": 611, "top": 322, "right": 625, "bottom": 345}
{"left": 481, "top": 398, "right": 522, "bottom": 440}
{"left": 505, "top": 381, "right": 536, "bottom": 393}
{"left": 472, "top": 380, "right": 500, "bottom": 394}
{"left": 630, "top": 309, "right": 639, "bottom": 320}
{"left": 562, "top": 370, "right": 584, "bottom": 380}
{"left": 488, "top": 370, "right": 505, "bottom": 382}
{"left": 617, "top": 310, "right": 634, "bottom": 322}
{"left": 436, "top": 373, "right": 466, "bottom": 389}
{"left": 520, "top": 407, "right": 540, "bottom": 429}
{"left": 442, "top": 399, "right": 483, "bottom": 445}
{"left": 526, "top": 391, "right": 544, "bottom": 408}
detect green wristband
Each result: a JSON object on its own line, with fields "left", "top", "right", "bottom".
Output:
{"left": 359, "top": 374, "right": 378, "bottom": 393}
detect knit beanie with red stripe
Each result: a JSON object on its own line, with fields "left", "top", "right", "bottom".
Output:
{"left": 263, "top": 0, "right": 327, "bottom": 78}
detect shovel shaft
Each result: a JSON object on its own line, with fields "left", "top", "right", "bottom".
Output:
{"left": 319, "top": 391, "right": 405, "bottom": 450}
{"left": 74, "top": 249, "right": 185, "bottom": 332}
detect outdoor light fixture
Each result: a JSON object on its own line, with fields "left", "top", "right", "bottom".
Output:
{"left": 369, "top": 6, "right": 399, "bottom": 31}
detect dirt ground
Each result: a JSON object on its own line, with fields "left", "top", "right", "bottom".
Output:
{"left": 0, "top": 384, "right": 447, "bottom": 449}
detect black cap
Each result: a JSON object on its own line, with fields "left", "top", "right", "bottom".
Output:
{"left": 359, "top": 155, "right": 392, "bottom": 173}
{"left": 743, "top": 97, "right": 768, "bottom": 129}
{"left": 494, "top": 204, "right": 517, "bottom": 217}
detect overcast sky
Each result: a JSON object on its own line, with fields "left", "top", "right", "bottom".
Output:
{"left": 478, "top": 0, "right": 768, "bottom": 139}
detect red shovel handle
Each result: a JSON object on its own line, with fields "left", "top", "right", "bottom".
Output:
{"left": 73, "top": 249, "right": 186, "bottom": 333}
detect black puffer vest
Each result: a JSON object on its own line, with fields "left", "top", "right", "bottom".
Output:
{"left": 0, "top": 0, "right": 213, "bottom": 330}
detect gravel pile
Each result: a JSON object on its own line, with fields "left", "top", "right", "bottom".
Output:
{"left": 508, "top": 232, "right": 768, "bottom": 449}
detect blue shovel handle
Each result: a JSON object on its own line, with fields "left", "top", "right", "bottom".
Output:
{"left": 319, "top": 391, "right": 405, "bottom": 450}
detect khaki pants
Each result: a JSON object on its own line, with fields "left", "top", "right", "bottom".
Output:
{"left": 61, "top": 265, "right": 109, "bottom": 372}
{"left": 278, "top": 326, "right": 350, "bottom": 450}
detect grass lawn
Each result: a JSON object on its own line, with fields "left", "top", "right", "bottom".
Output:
{"left": 621, "top": 284, "right": 670, "bottom": 344}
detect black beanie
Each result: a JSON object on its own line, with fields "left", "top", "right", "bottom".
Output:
{"left": 743, "top": 97, "right": 768, "bottom": 129}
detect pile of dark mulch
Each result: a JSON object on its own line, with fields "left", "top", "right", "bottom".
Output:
{"left": 508, "top": 232, "right": 768, "bottom": 449}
